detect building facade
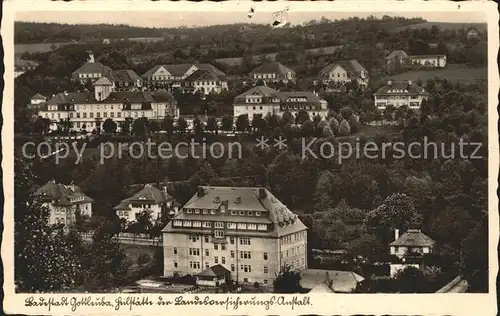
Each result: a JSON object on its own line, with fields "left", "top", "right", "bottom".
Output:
{"left": 162, "top": 186, "right": 308, "bottom": 285}
{"left": 114, "top": 184, "right": 177, "bottom": 223}
{"left": 35, "top": 180, "right": 93, "bottom": 226}
{"left": 409, "top": 54, "right": 447, "bottom": 68}
{"left": 318, "top": 59, "right": 369, "bottom": 87}
{"left": 141, "top": 63, "right": 227, "bottom": 93}
{"left": 38, "top": 79, "right": 179, "bottom": 132}
{"left": 15, "top": 59, "right": 39, "bottom": 78}
{"left": 249, "top": 62, "right": 296, "bottom": 83}
{"left": 233, "top": 86, "right": 329, "bottom": 121}
{"left": 374, "top": 80, "right": 429, "bottom": 110}
{"left": 389, "top": 229, "right": 435, "bottom": 277}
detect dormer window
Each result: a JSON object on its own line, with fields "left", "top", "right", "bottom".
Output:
{"left": 195, "top": 209, "right": 200, "bottom": 214}
{"left": 231, "top": 211, "right": 237, "bottom": 215}
{"left": 203, "top": 209, "right": 208, "bottom": 215}
{"left": 235, "top": 197, "right": 241, "bottom": 204}
{"left": 213, "top": 196, "right": 220, "bottom": 203}
{"left": 256, "top": 211, "right": 261, "bottom": 216}
{"left": 210, "top": 209, "right": 216, "bottom": 215}
{"left": 247, "top": 211, "right": 253, "bottom": 216}
{"left": 187, "top": 209, "right": 192, "bottom": 214}
{"left": 239, "top": 211, "right": 245, "bottom": 216}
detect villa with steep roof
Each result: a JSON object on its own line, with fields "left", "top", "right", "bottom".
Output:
{"left": 249, "top": 61, "right": 296, "bottom": 83}
{"left": 386, "top": 49, "right": 447, "bottom": 68}
{"left": 374, "top": 80, "right": 429, "bottom": 110}
{"left": 141, "top": 63, "right": 227, "bottom": 93}
{"left": 35, "top": 180, "right": 93, "bottom": 226}
{"left": 114, "top": 184, "right": 177, "bottom": 223}
{"left": 389, "top": 229, "right": 435, "bottom": 276}
{"left": 161, "top": 186, "right": 308, "bottom": 285}
{"left": 233, "top": 86, "right": 328, "bottom": 120}
{"left": 318, "top": 59, "right": 369, "bottom": 87}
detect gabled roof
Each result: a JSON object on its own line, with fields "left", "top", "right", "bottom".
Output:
{"left": 111, "top": 69, "right": 142, "bottom": 83}
{"left": 235, "top": 85, "right": 278, "bottom": 98}
{"left": 374, "top": 81, "right": 429, "bottom": 96}
{"left": 31, "top": 93, "right": 46, "bottom": 100}
{"left": 185, "top": 69, "right": 222, "bottom": 82}
{"left": 250, "top": 61, "right": 295, "bottom": 76}
{"left": 72, "top": 62, "right": 112, "bottom": 76}
{"left": 390, "top": 229, "right": 435, "bottom": 247}
{"left": 299, "top": 269, "right": 364, "bottom": 293}
{"left": 35, "top": 180, "right": 93, "bottom": 207}
{"left": 320, "top": 59, "right": 367, "bottom": 77}
{"left": 198, "top": 64, "right": 226, "bottom": 77}
{"left": 113, "top": 184, "right": 174, "bottom": 210}
{"left": 197, "top": 264, "right": 230, "bottom": 277}
{"left": 275, "top": 91, "right": 324, "bottom": 104}
{"left": 166, "top": 186, "right": 307, "bottom": 237}
{"left": 386, "top": 50, "right": 408, "bottom": 59}
{"left": 94, "top": 76, "right": 114, "bottom": 86}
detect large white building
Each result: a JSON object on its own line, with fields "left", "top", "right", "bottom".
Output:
{"left": 318, "top": 59, "right": 369, "bottom": 87}
{"left": 37, "top": 78, "right": 179, "bottom": 132}
{"left": 249, "top": 62, "right": 296, "bottom": 83}
{"left": 141, "top": 63, "right": 227, "bottom": 94}
{"left": 35, "top": 180, "right": 93, "bottom": 226}
{"left": 233, "top": 86, "right": 329, "bottom": 120}
{"left": 114, "top": 184, "right": 177, "bottom": 223}
{"left": 374, "top": 80, "right": 430, "bottom": 110}
{"left": 161, "top": 186, "right": 308, "bottom": 286}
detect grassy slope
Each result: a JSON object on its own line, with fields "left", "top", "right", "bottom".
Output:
{"left": 390, "top": 21, "right": 487, "bottom": 33}
{"left": 381, "top": 64, "right": 487, "bottom": 84}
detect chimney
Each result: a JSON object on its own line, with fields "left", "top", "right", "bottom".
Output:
{"left": 197, "top": 186, "right": 205, "bottom": 197}
{"left": 407, "top": 80, "right": 412, "bottom": 85}
{"left": 394, "top": 229, "right": 400, "bottom": 241}
{"left": 259, "top": 188, "right": 266, "bottom": 199}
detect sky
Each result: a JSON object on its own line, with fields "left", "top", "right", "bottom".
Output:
{"left": 15, "top": 11, "right": 487, "bottom": 28}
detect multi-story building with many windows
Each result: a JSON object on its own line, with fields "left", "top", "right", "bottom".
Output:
{"left": 161, "top": 186, "right": 308, "bottom": 286}
{"left": 37, "top": 78, "right": 179, "bottom": 132}
{"left": 233, "top": 86, "right": 329, "bottom": 120}
{"left": 374, "top": 80, "right": 429, "bottom": 110}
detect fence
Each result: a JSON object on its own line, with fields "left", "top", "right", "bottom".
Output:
{"left": 81, "top": 232, "right": 163, "bottom": 247}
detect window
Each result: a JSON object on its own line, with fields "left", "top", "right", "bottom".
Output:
{"left": 257, "top": 224, "right": 267, "bottom": 231}
{"left": 203, "top": 209, "right": 208, "bottom": 214}
{"left": 244, "top": 277, "right": 248, "bottom": 283}
{"left": 210, "top": 210, "right": 216, "bottom": 215}
{"left": 215, "top": 230, "right": 224, "bottom": 238}
{"left": 231, "top": 211, "right": 236, "bottom": 215}
{"left": 240, "top": 237, "right": 251, "bottom": 245}
{"left": 214, "top": 244, "right": 218, "bottom": 250}
{"left": 264, "top": 252, "right": 268, "bottom": 260}
{"left": 264, "top": 279, "right": 268, "bottom": 284}
{"left": 205, "top": 249, "right": 209, "bottom": 256}
{"left": 103, "top": 112, "right": 108, "bottom": 118}
{"left": 240, "top": 251, "right": 251, "bottom": 259}
{"left": 195, "top": 209, "right": 200, "bottom": 214}
{"left": 227, "top": 223, "right": 236, "bottom": 229}
{"left": 230, "top": 237, "right": 235, "bottom": 244}
{"left": 204, "top": 236, "right": 209, "bottom": 243}
{"left": 215, "top": 256, "right": 219, "bottom": 264}
{"left": 187, "top": 209, "right": 192, "bottom": 214}
{"left": 174, "top": 261, "right": 178, "bottom": 268}
{"left": 221, "top": 244, "right": 226, "bottom": 251}
{"left": 215, "top": 222, "right": 224, "bottom": 229}
{"left": 239, "top": 211, "right": 245, "bottom": 216}
{"left": 222, "top": 257, "right": 226, "bottom": 264}
{"left": 237, "top": 223, "right": 247, "bottom": 230}
{"left": 264, "top": 266, "right": 268, "bottom": 274}
{"left": 203, "top": 222, "right": 211, "bottom": 228}
{"left": 231, "top": 264, "right": 235, "bottom": 272}
{"left": 256, "top": 211, "right": 261, "bottom": 216}
{"left": 230, "top": 251, "right": 235, "bottom": 258}
{"left": 205, "top": 262, "right": 209, "bottom": 269}
{"left": 173, "top": 247, "right": 177, "bottom": 255}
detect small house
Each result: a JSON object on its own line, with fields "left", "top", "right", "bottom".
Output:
{"left": 196, "top": 264, "right": 231, "bottom": 287}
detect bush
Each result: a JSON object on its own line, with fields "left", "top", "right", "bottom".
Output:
{"left": 137, "top": 253, "right": 151, "bottom": 267}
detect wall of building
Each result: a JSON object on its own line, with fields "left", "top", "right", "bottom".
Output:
{"left": 163, "top": 233, "right": 285, "bottom": 285}
{"left": 117, "top": 203, "right": 162, "bottom": 223}
{"left": 390, "top": 246, "right": 431, "bottom": 259}
{"left": 375, "top": 94, "right": 427, "bottom": 110}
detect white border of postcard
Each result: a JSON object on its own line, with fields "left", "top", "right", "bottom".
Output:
{"left": 2, "top": 1, "right": 499, "bottom": 315}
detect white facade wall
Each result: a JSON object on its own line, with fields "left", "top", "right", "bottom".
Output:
{"left": 390, "top": 245, "right": 431, "bottom": 259}
{"left": 117, "top": 203, "right": 163, "bottom": 223}
{"left": 375, "top": 94, "right": 426, "bottom": 110}
{"left": 163, "top": 231, "right": 307, "bottom": 285}
{"left": 44, "top": 201, "right": 92, "bottom": 226}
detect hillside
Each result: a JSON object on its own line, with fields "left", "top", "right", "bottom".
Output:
{"left": 391, "top": 21, "right": 487, "bottom": 33}
{"left": 380, "top": 63, "right": 487, "bottom": 85}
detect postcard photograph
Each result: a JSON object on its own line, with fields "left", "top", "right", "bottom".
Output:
{"left": 2, "top": 1, "right": 498, "bottom": 315}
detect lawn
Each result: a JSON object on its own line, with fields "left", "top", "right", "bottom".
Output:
{"left": 381, "top": 64, "right": 487, "bottom": 84}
